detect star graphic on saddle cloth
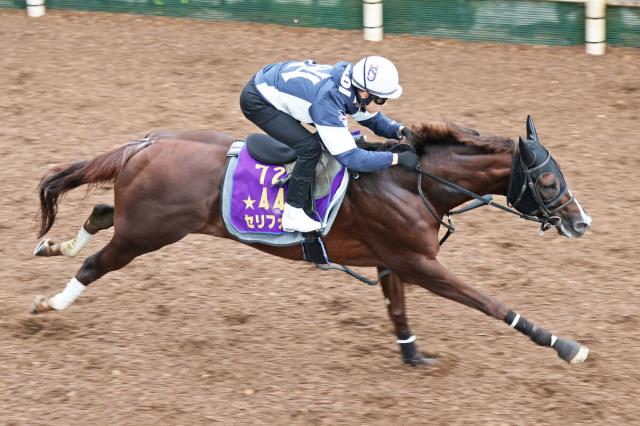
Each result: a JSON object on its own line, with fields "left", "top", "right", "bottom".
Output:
{"left": 243, "top": 195, "right": 256, "bottom": 210}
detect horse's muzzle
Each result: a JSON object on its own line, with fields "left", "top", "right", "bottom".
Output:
{"left": 573, "top": 220, "right": 590, "bottom": 236}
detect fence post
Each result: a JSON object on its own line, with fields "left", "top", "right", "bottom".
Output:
{"left": 586, "top": 0, "right": 606, "bottom": 55}
{"left": 26, "top": 0, "right": 46, "bottom": 17}
{"left": 363, "top": 0, "right": 383, "bottom": 41}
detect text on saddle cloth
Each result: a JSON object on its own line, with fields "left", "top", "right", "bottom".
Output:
{"left": 225, "top": 146, "right": 348, "bottom": 234}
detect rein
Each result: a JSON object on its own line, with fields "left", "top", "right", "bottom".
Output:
{"left": 413, "top": 165, "right": 548, "bottom": 246}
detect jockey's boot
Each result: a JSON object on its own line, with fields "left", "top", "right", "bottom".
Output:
{"left": 282, "top": 203, "right": 322, "bottom": 233}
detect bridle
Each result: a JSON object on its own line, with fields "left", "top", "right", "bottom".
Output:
{"left": 413, "top": 138, "right": 572, "bottom": 246}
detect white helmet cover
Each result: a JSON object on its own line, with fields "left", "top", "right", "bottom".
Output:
{"left": 352, "top": 56, "right": 403, "bottom": 99}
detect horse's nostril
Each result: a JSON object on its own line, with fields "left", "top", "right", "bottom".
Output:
{"left": 574, "top": 222, "right": 589, "bottom": 233}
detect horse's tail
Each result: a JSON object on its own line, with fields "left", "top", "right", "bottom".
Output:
{"left": 37, "top": 139, "right": 152, "bottom": 238}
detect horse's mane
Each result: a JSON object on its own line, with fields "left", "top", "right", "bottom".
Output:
{"left": 413, "top": 123, "right": 514, "bottom": 156}
{"left": 356, "top": 123, "right": 514, "bottom": 156}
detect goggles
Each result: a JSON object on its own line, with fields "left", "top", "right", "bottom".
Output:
{"left": 371, "top": 95, "right": 387, "bottom": 106}
{"left": 359, "top": 93, "right": 388, "bottom": 109}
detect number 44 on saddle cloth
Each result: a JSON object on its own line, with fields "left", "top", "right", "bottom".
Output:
{"left": 221, "top": 139, "right": 350, "bottom": 247}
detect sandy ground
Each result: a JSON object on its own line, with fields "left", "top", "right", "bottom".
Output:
{"left": 1, "top": 9, "right": 639, "bottom": 425}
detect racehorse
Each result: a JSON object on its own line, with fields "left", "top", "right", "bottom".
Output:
{"left": 32, "top": 117, "right": 592, "bottom": 367}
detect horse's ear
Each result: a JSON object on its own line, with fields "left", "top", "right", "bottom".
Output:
{"left": 526, "top": 115, "right": 539, "bottom": 142}
{"left": 519, "top": 136, "right": 536, "bottom": 166}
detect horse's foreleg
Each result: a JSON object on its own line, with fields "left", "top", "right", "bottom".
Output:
{"left": 33, "top": 204, "right": 114, "bottom": 257}
{"left": 399, "top": 259, "right": 589, "bottom": 365}
{"left": 378, "top": 268, "right": 437, "bottom": 366}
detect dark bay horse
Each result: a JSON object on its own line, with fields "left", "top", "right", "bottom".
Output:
{"left": 32, "top": 118, "right": 592, "bottom": 367}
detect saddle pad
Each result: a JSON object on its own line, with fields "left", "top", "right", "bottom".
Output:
{"left": 221, "top": 141, "right": 350, "bottom": 246}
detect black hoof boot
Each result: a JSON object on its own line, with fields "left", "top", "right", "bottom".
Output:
{"left": 553, "top": 337, "right": 589, "bottom": 365}
{"left": 403, "top": 353, "right": 440, "bottom": 367}
{"left": 399, "top": 339, "right": 439, "bottom": 367}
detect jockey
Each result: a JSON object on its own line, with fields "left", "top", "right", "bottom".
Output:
{"left": 240, "top": 56, "right": 419, "bottom": 233}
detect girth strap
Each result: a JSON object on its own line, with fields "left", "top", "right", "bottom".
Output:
{"left": 315, "top": 263, "right": 392, "bottom": 286}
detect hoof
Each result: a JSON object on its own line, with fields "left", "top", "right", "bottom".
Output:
{"left": 569, "top": 345, "right": 590, "bottom": 365}
{"left": 404, "top": 354, "right": 440, "bottom": 367}
{"left": 554, "top": 337, "right": 589, "bottom": 365}
{"left": 33, "top": 239, "right": 58, "bottom": 257}
{"left": 31, "top": 295, "right": 54, "bottom": 314}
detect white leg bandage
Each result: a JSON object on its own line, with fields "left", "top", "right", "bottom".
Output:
{"left": 60, "top": 227, "right": 93, "bottom": 257}
{"left": 49, "top": 278, "right": 86, "bottom": 310}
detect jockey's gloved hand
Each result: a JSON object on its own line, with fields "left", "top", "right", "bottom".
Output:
{"left": 398, "top": 125, "right": 413, "bottom": 141}
{"left": 395, "top": 151, "right": 420, "bottom": 169}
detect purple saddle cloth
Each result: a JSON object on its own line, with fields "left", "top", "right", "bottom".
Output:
{"left": 221, "top": 142, "right": 350, "bottom": 245}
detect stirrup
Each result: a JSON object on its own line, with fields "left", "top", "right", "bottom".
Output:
{"left": 302, "top": 233, "right": 329, "bottom": 264}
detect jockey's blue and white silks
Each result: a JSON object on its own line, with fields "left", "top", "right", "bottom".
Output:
{"left": 254, "top": 60, "right": 401, "bottom": 171}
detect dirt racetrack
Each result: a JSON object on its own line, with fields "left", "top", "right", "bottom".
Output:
{"left": 1, "top": 9, "right": 639, "bottom": 425}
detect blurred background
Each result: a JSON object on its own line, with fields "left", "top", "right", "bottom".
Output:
{"left": 1, "top": 1, "right": 639, "bottom": 425}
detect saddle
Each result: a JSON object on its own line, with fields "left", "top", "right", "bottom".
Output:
{"left": 245, "top": 133, "right": 296, "bottom": 164}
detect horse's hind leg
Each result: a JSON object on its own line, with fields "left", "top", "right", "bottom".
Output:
{"left": 378, "top": 268, "right": 436, "bottom": 367}
{"left": 33, "top": 204, "right": 114, "bottom": 257}
{"left": 31, "top": 226, "right": 187, "bottom": 314}
{"left": 31, "top": 238, "right": 134, "bottom": 314}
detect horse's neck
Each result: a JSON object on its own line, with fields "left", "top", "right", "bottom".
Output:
{"left": 424, "top": 147, "right": 513, "bottom": 212}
